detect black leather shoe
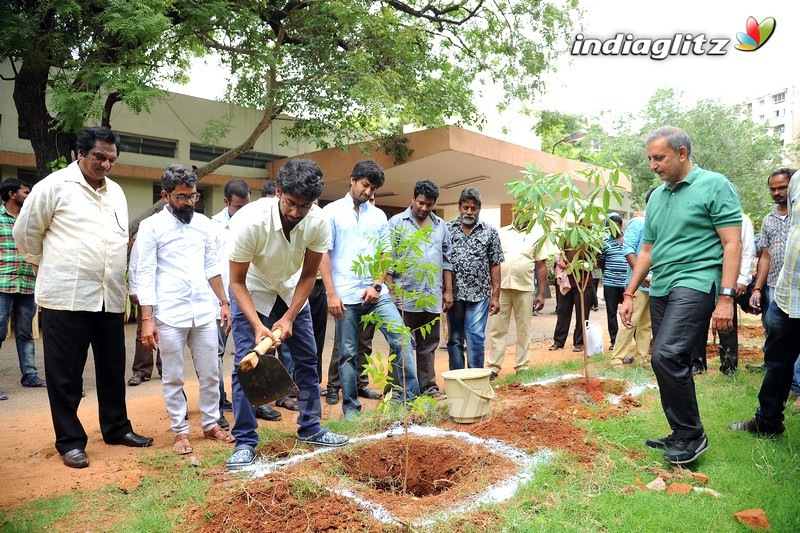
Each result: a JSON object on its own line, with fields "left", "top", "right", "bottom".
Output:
{"left": 62, "top": 449, "right": 89, "bottom": 469}
{"left": 326, "top": 387, "right": 340, "bottom": 405}
{"left": 357, "top": 387, "right": 382, "bottom": 400}
{"left": 127, "top": 374, "right": 148, "bottom": 386}
{"left": 105, "top": 431, "right": 154, "bottom": 447}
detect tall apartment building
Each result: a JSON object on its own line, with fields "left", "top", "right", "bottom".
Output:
{"left": 745, "top": 87, "right": 800, "bottom": 164}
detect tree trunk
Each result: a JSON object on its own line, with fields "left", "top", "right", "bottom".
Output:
{"left": 12, "top": 62, "right": 74, "bottom": 179}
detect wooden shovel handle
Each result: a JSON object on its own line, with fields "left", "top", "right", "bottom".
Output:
{"left": 239, "top": 328, "right": 283, "bottom": 372}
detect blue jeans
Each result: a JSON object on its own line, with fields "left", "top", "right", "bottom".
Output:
{"left": 447, "top": 298, "right": 490, "bottom": 370}
{"left": 0, "top": 292, "right": 40, "bottom": 386}
{"left": 757, "top": 301, "right": 800, "bottom": 426}
{"left": 230, "top": 296, "right": 322, "bottom": 447}
{"left": 336, "top": 294, "right": 419, "bottom": 415}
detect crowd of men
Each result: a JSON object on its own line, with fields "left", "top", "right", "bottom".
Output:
{"left": 2, "top": 124, "right": 798, "bottom": 470}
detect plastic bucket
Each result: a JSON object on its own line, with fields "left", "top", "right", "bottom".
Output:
{"left": 441, "top": 368, "right": 495, "bottom": 423}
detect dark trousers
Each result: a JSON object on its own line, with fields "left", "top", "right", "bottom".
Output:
{"left": 403, "top": 310, "right": 441, "bottom": 393}
{"left": 131, "top": 306, "right": 162, "bottom": 378}
{"left": 591, "top": 279, "right": 600, "bottom": 308}
{"left": 230, "top": 296, "right": 322, "bottom": 446}
{"left": 603, "top": 285, "right": 625, "bottom": 344}
{"left": 692, "top": 303, "right": 739, "bottom": 373}
{"left": 650, "top": 287, "right": 715, "bottom": 439}
{"left": 327, "top": 321, "right": 372, "bottom": 390}
{"left": 553, "top": 287, "right": 592, "bottom": 348}
{"left": 755, "top": 302, "right": 800, "bottom": 428}
{"left": 41, "top": 308, "right": 133, "bottom": 455}
{"left": 308, "top": 279, "right": 328, "bottom": 382}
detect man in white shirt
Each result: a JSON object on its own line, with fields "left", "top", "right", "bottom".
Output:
{"left": 211, "top": 179, "right": 252, "bottom": 427}
{"left": 14, "top": 126, "right": 153, "bottom": 469}
{"left": 321, "top": 160, "right": 420, "bottom": 419}
{"left": 138, "top": 164, "right": 234, "bottom": 455}
{"left": 226, "top": 158, "right": 348, "bottom": 469}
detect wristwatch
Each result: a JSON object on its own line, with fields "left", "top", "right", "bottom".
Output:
{"left": 372, "top": 283, "right": 383, "bottom": 292}
{"left": 719, "top": 287, "right": 736, "bottom": 297}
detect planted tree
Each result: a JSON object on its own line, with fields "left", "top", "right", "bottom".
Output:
{"left": 353, "top": 224, "right": 443, "bottom": 494}
{"left": 507, "top": 159, "right": 628, "bottom": 379}
{"left": 598, "top": 88, "right": 782, "bottom": 216}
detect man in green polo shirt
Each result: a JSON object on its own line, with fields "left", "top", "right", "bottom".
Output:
{"left": 620, "top": 126, "right": 742, "bottom": 465}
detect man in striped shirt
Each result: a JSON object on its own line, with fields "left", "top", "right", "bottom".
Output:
{"left": 0, "top": 178, "right": 45, "bottom": 396}
{"left": 730, "top": 170, "right": 800, "bottom": 436}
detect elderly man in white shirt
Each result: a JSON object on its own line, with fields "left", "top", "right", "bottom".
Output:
{"left": 138, "top": 164, "right": 234, "bottom": 455}
{"left": 14, "top": 126, "right": 153, "bottom": 469}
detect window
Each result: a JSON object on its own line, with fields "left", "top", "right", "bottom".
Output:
{"left": 17, "top": 169, "right": 38, "bottom": 184}
{"left": 154, "top": 183, "right": 206, "bottom": 215}
{"left": 772, "top": 92, "right": 786, "bottom": 104}
{"left": 775, "top": 124, "right": 785, "bottom": 134}
{"left": 118, "top": 134, "right": 177, "bottom": 158}
{"left": 189, "top": 144, "right": 284, "bottom": 169}
{"left": 759, "top": 115, "right": 765, "bottom": 121}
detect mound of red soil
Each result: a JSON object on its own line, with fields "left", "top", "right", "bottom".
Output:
{"left": 448, "top": 378, "right": 637, "bottom": 463}
{"left": 199, "top": 472, "right": 387, "bottom": 532}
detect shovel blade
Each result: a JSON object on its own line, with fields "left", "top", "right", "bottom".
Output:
{"left": 237, "top": 355, "right": 299, "bottom": 407}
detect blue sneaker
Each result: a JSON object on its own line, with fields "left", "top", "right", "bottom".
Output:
{"left": 298, "top": 429, "right": 349, "bottom": 448}
{"left": 226, "top": 445, "right": 256, "bottom": 469}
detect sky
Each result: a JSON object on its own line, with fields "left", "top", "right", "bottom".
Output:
{"left": 167, "top": 1, "right": 800, "bottom": 148}
{"left": 478, "top": 1, "right": 799, "bottom": 145}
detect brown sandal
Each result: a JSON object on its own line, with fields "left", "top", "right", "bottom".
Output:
{"left": 173, "top": 433, "right": 193, "bottom": 455}
{"left": 204, "top": 425, "right": 235, "bottom": 443}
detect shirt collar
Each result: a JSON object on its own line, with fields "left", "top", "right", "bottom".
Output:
{"left": 401, "top": 206, "right": 439, "bottom": 227}
{"left": 64, "top": 160, "right": 107, "bottom": 192}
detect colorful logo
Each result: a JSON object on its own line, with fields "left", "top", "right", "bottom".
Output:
{"left": 734, "top": 16, "right": 776, "bottom": 51}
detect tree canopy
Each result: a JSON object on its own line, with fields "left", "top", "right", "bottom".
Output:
{"left": 596, "top": 89, "right": 784, "bottom": 221}
{"left": 1, "top": 0, "right": 579, "bottom": 184}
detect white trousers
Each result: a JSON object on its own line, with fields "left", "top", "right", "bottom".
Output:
{"left": 487, "top": 288, "right": 535, "bottom": 372}
{"left": 156, "top": 319, "right": 220, "bottom": 435}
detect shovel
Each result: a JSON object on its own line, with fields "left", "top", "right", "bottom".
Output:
{"left": 237, "top": 328, "right": 299, "bottom": 407}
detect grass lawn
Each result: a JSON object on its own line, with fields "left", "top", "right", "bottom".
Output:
{"left": 2, "top": 355, "right": 799, "bottom": 532}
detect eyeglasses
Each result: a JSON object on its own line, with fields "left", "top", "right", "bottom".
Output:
{"left": 169, "top": 192, "right": 202, "bottom": 203}
{"left": 281, "top": 196, "right": 313, "bottom": 214}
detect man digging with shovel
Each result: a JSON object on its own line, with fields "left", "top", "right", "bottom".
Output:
{"left": 226, "top": 159, "right": 348, "bottom": 469}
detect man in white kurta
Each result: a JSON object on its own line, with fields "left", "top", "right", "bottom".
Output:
{"left": 138, "top": 164, "right": 232, "bottom": 454}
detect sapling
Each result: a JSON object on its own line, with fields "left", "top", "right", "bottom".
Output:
{"left": 507, "top": 157, "right": 629, "bottom": 381}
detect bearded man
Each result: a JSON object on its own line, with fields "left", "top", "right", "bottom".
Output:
{"left": 138, "top": 164, "right": 234, "bottom": 455}
{"left": 445, "top": 187, "right": 504, "bottom": 370}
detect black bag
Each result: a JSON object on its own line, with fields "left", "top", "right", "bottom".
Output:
{"left": 736, "top": 276, "right": 760, "bottom": 315}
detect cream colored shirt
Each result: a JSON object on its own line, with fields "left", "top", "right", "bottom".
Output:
{"left": 229, "top": 198, "right": 331, "bottom": 316}
{"left": 497, "top": 225, "right": 550, "bottom": 292}
{"left": 13, "top": 161, "right": 129, "bottom": 313}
